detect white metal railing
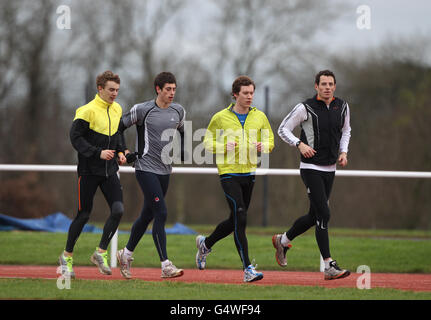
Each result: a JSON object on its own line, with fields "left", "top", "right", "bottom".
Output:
{"left": 1, "top": 164, "right": 431, "bottom": 270}
{"left": 2, "top": 164, "right": 431, "bottom": 178}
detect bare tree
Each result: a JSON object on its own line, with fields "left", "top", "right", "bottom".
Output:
{"left": 124, "top": 0, "right": 188, "bottom": 104}
{"left": 0, "top": 0, "right": 63, "bottom": 163}
{"left": 0, "top": 1, "right": 21, "bottom": 103}
{"left": 0, "top": 0, "right": 67, "bottom": 217}
{"left": 200, "top": 0, "right": 347, "bottom": 106}
{"left": 58, "top": 0, "right": 136, "bottom": 103}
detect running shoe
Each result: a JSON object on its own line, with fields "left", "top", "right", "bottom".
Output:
{"left": 272, "top": 234, "right": 292, "bottom": 267}
{"left": 90, "top": 249, "right": 112, "bottom": 275}
{"left": 324, "top": 260, "right": 350, "bottom": 280}
{"left": 58, "top": 252, "right": 75, "bottom": 279}
{"left": 161, "top": 260, "right": 184, "bottom": 278}
{"left": 195, "top": 235, "right": 212, "bottom": 270}
{"left": 243, "top": 263, "right": 264, "bottom": 283}
{"left": 117, "top": 249, "right": 134, "bottom": 279}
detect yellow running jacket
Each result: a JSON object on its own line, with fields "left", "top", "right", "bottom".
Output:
{"left": 70, "top": 94, "right": 125, "bottom": 176}
{"left": 204, "top": 103, "right": 274, "bottom": 175}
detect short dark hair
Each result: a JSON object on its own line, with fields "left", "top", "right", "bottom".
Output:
{"left": 231, "top": 75, "right": 255, "bottom": 99}
{"left": 315, "top": 70, "right": 336, "bottom": 85}
{"left": 154, "top": 72, "right": 176, "bottom": 94}
{"left": 96, "top": 70, "right": 120, "bottom": 89}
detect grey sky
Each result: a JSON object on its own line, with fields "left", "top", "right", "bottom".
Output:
{"left": 34, "top": 0, "right": 431, "bottom": 107}
{"left": 318, "top": 0, "right": 431, "bottom": 52}
{"left": 175, "top": 0, "right": 431, "bottom": 67}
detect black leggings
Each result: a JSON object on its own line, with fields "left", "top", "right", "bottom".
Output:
{"left": 286, "top": 169, "right": 335, "bottom": 259}
{"left": 66, "top": 174, "right": 123, "bottom": 253}
{"left": 126, "top": 171, "right": 170, "bottom": 261}
{"left": 205, "top": 174, "right": 255, "bottom": 269}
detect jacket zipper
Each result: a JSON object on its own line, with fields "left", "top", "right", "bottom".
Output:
{"left": 327, "top": 102, "right": 337, "bottom": 159}
{"left": 231, "top": 106, "right": 251, "bottom": 162}
{"left": 106, "top": 106, "right": 111, "bottom": 177}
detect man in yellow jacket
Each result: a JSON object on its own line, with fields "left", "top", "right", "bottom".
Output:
{"left": 59, "top": 71, "right": 127, "bottom": 279}
{"left": 196, "top": 76, "right": 274, "bottom": 282}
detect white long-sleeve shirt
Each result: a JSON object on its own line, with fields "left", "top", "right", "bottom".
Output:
{"left": 278, "top": 102, "right": 351, "bottom": 172}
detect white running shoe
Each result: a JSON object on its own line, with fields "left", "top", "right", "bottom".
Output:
{"left": 90, "top": 249, "right": 112, "bottom": 275}
{"left": 58, "top": 253, "right": 75, "bottom": 279}
{"left": 161, "top": 260, "right": 184, "bottom": 278}
{"left": 117, "top": 249, "right": 134, "bottom": 279}
{"left": 272, "top": 234, "right": 292, "bottom": 267}
{"left": 324, "top": 260, "right": 350, "bottom": 280}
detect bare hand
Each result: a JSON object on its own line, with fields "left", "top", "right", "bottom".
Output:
{"left": 253, "top": 142, "right": 263, "bottom": 152}
{"left": 117, "top": 153, "right": 127, "bottom": 165}
{"left": 100, "top": 149, "right": 115, "bottom": 160}
{"left": 226, "top": 141, "right": 237, "bottom": 151}
{"left": 338, "top": 152, "right": 348, "bottom": 167}
{"left": 298, "top": 142, "right": 316, "bottom": 158}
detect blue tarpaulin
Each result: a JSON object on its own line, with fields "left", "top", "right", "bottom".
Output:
{"left": 0, "top": 212, "right": 197, "bottom": 235}
{"left": 0, "top": 212, "right": 102, "bottom": 233}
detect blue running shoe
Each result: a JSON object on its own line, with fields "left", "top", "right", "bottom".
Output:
{"left": 195, "top": 235, "right": 211, "bottom": 270}
{"left": 244, "top": 262, "right": 264, "bottom": 282}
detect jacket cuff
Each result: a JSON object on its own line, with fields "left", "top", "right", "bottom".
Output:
{"left": 94, "top": 148, "right": 102, "bottom": 159}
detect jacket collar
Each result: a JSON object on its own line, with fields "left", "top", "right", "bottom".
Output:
{"left": 94, "top": 94, "right": 112, "bottom": 108}
{"left": 314, "top": 94, "right": 336, "bottom": 103}
{"left": 227, "top": 103, "right": 255, "bottom": 113}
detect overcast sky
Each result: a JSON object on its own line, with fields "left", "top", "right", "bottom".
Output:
{"left": 318, "top": 0, "right": 431, "bottom": 54}
{"left": 178, "top": 0, "right": 431, "bottom": 64}
{"left": 46, "top": 0, "right": 431, "bottom": 106}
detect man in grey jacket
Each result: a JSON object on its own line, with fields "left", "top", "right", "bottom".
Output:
{"left": 116, "top": 72, "right": 186, "bottom": 279}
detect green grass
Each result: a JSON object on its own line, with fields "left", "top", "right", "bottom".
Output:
{"left": 1, "top": 278, "right": 430, "bottom": 300}
{"left": 0, "top": 226, "right": 430, "bottom": 300}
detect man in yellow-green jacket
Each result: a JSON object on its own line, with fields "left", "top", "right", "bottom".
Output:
{"left": 196, "top": 76, "right": 274, "bottom": 283}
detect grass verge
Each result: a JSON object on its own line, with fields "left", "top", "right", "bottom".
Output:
{"left": 0, "top": 227, "right": 430, "bottom": 300}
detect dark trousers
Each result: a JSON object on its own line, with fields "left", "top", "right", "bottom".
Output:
{"left": 286, "top": 169, "right": 335, "bottom": 259}
{"left": 126, "top": 171, "right": 170, "bottom": 261}
{"left": 66, "top": 174, "right": 124, "bottom": 253}
{"left": 205, "top": 174, "right": 255, "bottom": 269}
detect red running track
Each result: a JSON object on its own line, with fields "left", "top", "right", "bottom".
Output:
{"left": 1, "top": 265, "right": 431, "bottom": 292}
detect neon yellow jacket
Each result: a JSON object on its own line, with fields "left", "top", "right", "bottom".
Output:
{"left": 70, "top": 94, "right": 124, "bottom": 176}
{"left": 204, "top": 103, "right": 274, "bottom": 175}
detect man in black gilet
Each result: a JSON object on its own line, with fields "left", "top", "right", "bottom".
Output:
{"left": 273, "top": 70, "right": 352, "bottom": 280}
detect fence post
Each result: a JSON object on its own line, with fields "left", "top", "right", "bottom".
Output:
{"left": 110, "top": 230, "right": 118, "bottom": 268}
{"left": 110, "top": 171, "right": 121, "bottom": 268}
{"left": 320, "top": 255, "right": 325, "bottom": 272}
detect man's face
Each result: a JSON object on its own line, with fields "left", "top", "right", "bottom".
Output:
{"left": 98, "top": 80, "right": 120, "bottom": 104}
{"left": 315, "top": 75, "right": 336, "bottom": 101}
{"left": 234, "top": 84, "right": 254, "bottom": 108}
{"left": 156, "top": 83, "right": 176, "bottom": 105}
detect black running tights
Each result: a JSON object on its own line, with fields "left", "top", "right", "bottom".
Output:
{"left": 286, "top": 169, "right": 335, "bottom": 259}
{"left": 65, "top": 174, "right": 124, "bottom": 253}
{"left": 205, "top": 174, "right": 255, "bottom": 269}
{"left": 126, "top": 171, "right": 170, "bottom": 261}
